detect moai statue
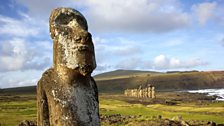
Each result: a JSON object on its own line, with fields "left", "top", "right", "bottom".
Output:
{"left": 130, "top": 90, "right": 133, "bottom": 97}
{"left": 148, "top": 84, "right": 152, "bottom": 98}
{"left": 138, "top": 86, "right": 142, "bottom": 98}
{"left": 134, "top": 89, "right": 138, "bottom": 97}
{"left": 152, "top": 87, "right": 156, "bottom": 98}
{"left": 142, "top": 88, "right": 145, "bottom": 98}
{"left": 132, "top": 89, "right": 135, "bottom": 97}
{"left": 144, "top": 88, "right": 147, "bottom": 98}
{"left": 124, "top": 89, "right": 127, "bottom": 96}
{"left": 128, "top": 89, "right": 131, "bottom": 97}
{"left": 127, "top": 89, "right": 131, "bottom": 97}
{"left": 146, "top": 85, "right": 149, "bottom": 98}
{"left": 37, "top": 8, "right": 100, "bottom": 126}
{"left": 124, "top": 89, "right": 129, "bottom": 96}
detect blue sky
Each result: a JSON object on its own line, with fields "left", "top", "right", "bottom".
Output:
{"left": 0, "top": 0, "right": 224, "bottom": 88}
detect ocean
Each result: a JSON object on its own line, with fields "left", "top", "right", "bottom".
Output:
{"left": 187, "top": 88, "right": 224, "bottom": 101}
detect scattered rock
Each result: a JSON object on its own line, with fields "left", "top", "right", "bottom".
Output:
{"left": 18, "top": 120, "right": 36, "bottom": 126}
{"left": 181, "top": 120, "right": 190, "bottom": 126}
{"left": 172, "top": 115, "right": 183, "bottom": 121}
{"left": 206, "top": 121, "right": 216, "bottom": 126}
{"left": 100, "top": 114, "right": 131, "bottom": 125}
{"left": 157, "top": 115, "right": 162, "bottom": 119}
{"left": 165, "top": 100, "right": 177, "bottom": 105}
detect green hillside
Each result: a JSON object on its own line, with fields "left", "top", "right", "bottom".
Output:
{"left": 0, "top": 86, "right": 36, "bottom": 95}
{"left": 96, "top": 70, "right": 224, "bottom": 93}
{"left": 1, "top": 70, "right": 224, "bottom": 94}
{"left": 94, "top": 69, "right": 162, "bottom": 80}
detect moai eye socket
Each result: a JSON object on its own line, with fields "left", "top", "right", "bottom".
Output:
{"left": 54, "top": 12, "right": 88, "bottom": 30}
{"left": 55, "top": 13, "right": 76, "bottom": 26}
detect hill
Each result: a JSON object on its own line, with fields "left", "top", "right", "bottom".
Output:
{"left": 1, "top": 70, "right": 224, "bottom": 94}
{"left": 0, "top": 86, "right": 36, "bottom": 95}
{"left": 96, "top": 70, "right": 224, "bottom": 93}
{"left": 94, "top": 69, "right": 162, "bottom": 80}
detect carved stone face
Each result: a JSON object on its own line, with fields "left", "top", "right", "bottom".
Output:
{"left": 49, "top": 8, "right": 96, "bottom": 76}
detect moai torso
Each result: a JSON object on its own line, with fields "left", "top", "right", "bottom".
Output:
{"left": 37, "top": 8, "right": 100, "bottom": 126}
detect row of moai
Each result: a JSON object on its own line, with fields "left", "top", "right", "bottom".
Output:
{"left": 124, "top": 85, "right": 156, "bottom": 98}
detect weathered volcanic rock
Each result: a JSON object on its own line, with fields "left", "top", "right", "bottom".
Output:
{"left": 37, "top": 8, "right": 99, "bottom": 126}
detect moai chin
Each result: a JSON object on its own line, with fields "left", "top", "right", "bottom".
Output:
{"left": 37, "top": 8, "right": 100, "bottom": 126}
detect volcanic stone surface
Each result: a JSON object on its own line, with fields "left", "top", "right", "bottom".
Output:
{"left": 37, "top": 8, "right": 99, "bottom": 126}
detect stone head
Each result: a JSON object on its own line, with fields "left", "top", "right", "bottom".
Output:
{"left": 49, "top": 8, "right": 96, "bottom": 76}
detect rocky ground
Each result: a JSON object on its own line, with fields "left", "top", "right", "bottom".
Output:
{"left": 100, "top": 114, "right": 224, "bottom": 126}
{"left": 18, "top": 114, "right": 224, "bottom": 126}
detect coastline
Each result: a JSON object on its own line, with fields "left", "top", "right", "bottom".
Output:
{"left": 186, "top": 88, "right": 224, "bottom": 101}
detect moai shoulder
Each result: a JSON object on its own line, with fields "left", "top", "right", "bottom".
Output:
{"left": 37, "top": 8, "right": 100, "bottom": 126}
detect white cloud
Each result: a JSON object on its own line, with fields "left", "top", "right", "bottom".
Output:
{"left": 16, "top": 0, "right": 76, "bottom": 20}
{"left": 116, "top": 57, "right": 142, "bottom": 69}
{"left": 14, "top": 0, "right": 224, "bottom": 33}
{"left": 192, "top": 2, "right": 217, "bottom": 25}
{"left": 0, "top": 0, "right": 220, "bottom": 88}
{"left": 164, "top": 38, "right": 184, "bottom": 47}
{"left": 93, "top": 37, "right": 142, "bottom": 56}
{"left": 0, "top": 13, "right": 46, "bottom": 37}
{"left": 92, "top": 37, "right": 144, "bottom": 72}
{"left": 111, "top": 46, "right": 142, "bottom": 56}
{"left": 0, "top": 38, "right": 51, "bottom": 72}
{"left": 83, "top": 0, "right": 191, "bottom": 33}
{"left": 116, "top": 54, "right": 208, "bottom": 70}
{"left": 153, "top": 54, "right": 169, "bottom": 68}
{"left": 93, "top": 36, "right": 208, "bottom": 71}
{"left": 151, "top": 54, "right": 208, "bottom": 69}
{"left": 0, "top": 70, "right": 41, "bottom": 88}
{"left": 16, "top": 0, "right": 191, "bottom": 33}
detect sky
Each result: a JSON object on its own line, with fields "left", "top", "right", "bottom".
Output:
{"left": 0, "top": 0, "right": 224, "bottom": 88}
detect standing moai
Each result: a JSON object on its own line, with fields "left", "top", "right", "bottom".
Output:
{"left": 137, "top": 86, "right": 141, "bottom": 98}
{"left": 124, "top": 84, "right": 156, "bottom": 98}
{"left": 37, "top": 8, "right": 100, "bottom": 126}
{"left": 146, "top": 85, "right": 150, "bottom": 98}
{"left": 124, "top": 89, "right": 128, "bottom": 96}
{"left": 151, "top": 86, "right": 156, "bottom": 98}
{"left": 148, "top": 85, "right": 152, "bottom": 98}
{"left": 144, "top": 88, "right": 148, "bottom": 98}
{"left": 139, "top": 87, "right": 142, "bottom": 98}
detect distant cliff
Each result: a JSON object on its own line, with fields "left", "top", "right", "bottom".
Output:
{"left": 1, "top": 70, "right": 224, "bottom": 94}
{"left": 95, "top": 70, "right": 224, "bottom": 93}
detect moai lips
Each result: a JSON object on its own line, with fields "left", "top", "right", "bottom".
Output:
{"left": 50, "top": 8, "right": 96, "bottom": 76}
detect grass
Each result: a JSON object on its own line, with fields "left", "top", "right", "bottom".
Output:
{"left": 0, "top": 94, "right": 224, "bottom": 125}
{"left": 0, "top": 99, "right": 36, "bottom": 126}
{"left": 99, "top": 98, "right": 224, "bottom": 124}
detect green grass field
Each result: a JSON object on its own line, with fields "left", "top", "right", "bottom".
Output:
{"left": 0, "top": 95, "right": 36, "bottom": 126}
{"left": 0, "top": 93, "right": 224, "bottom": 126}
{"left": 99, "top": 99, "right": 224, "bottom": 124}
